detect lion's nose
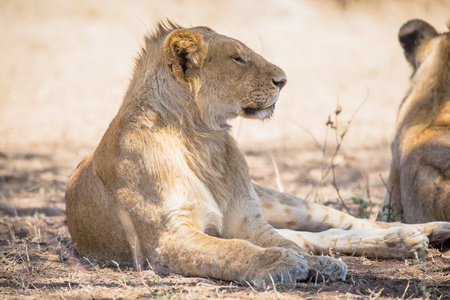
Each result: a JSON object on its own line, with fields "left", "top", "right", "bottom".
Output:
{"left": 272, "top": 78, "right": 287, "bottom": 90}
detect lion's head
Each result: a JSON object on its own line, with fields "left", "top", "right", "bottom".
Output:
{"left": 394, "top": 19, "right": 450, "bottom": 141}
{"left": 129, "top": 22, "right": 287, "bottom": 130}
{"left": 398, "top": 19, "right": 450, "bottom": 83}
{"left": 382, "top": 20, "right": 450, "bottom": 223}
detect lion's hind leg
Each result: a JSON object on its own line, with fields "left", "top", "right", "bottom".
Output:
{"left": 255, "top": 183, "right": 371, "bottom": 232}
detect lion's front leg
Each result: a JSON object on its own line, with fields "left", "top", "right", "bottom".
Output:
{"left": 222, "top": 196, "right": 347, "bottom": 282}
{"left": 155, "top": 225, "right": 309, "bottom": 285}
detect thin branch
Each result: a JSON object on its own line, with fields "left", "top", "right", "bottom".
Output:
{"left": 306, "top": 93, "right": 369, "bottom": 213}
{"left": 331, "top": 162, "right": 351, "bottom": 214}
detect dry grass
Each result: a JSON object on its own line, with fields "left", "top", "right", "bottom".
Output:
{"left": 1, "top": 0, "right": 450, "bottom": 298}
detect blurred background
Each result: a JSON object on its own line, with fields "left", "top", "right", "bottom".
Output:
{"left": 1, "top": 0, "right": 449, "bottom": 215}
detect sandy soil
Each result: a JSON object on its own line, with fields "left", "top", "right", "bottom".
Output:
{"left": 1, "top": 0, "right": 449, "bottom": 298}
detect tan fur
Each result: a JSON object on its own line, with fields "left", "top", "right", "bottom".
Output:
{"left": 66, "top": 22, "right": 345, "bottom": 284}
{"left": 382, "top": 19, "right": 450, "bottom": 222}
{"left": 66, "top": 21, "right": 450, "bottom": 285}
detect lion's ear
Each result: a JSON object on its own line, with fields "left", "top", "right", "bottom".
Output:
{"left": 164, "top": 29, "right": 208, "bottom": 83}
{"left": 398, "top": 19, "right": 438, "bottom": 69}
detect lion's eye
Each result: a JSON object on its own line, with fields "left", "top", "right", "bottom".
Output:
{"left": 233, "top": 54, "right": 246, "bottom": 64}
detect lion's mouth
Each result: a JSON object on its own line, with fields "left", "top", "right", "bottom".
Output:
{"left": 243, "top": 103, "right": 276, "bottom": 116}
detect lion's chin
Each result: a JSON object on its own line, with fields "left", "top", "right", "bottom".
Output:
{"left": 240, "top": 103, "right": 275, "bottom": 120}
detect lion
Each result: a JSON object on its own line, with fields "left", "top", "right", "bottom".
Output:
{"left": 382, "top": 19, "right": 450, "bottom": 223}
{"left": 66, "top": 21, "right": 450, "bottom": 285}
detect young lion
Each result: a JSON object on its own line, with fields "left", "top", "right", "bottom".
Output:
{"left": 66, "top": 22, "right": 450, "bottom": 285}
{"left": 382, "top": 19, "right": 450, "bottom": 223}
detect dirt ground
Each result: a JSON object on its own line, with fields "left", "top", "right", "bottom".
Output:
{"left": 1, "top": 0, "right": 450, "bottom": 299}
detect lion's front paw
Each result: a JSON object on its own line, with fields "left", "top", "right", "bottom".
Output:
{"left": 306, "top": 255, "right": 347, "bottom": 282}
{"left": 251, "top": 248, "right": 309, "bottom": 285}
